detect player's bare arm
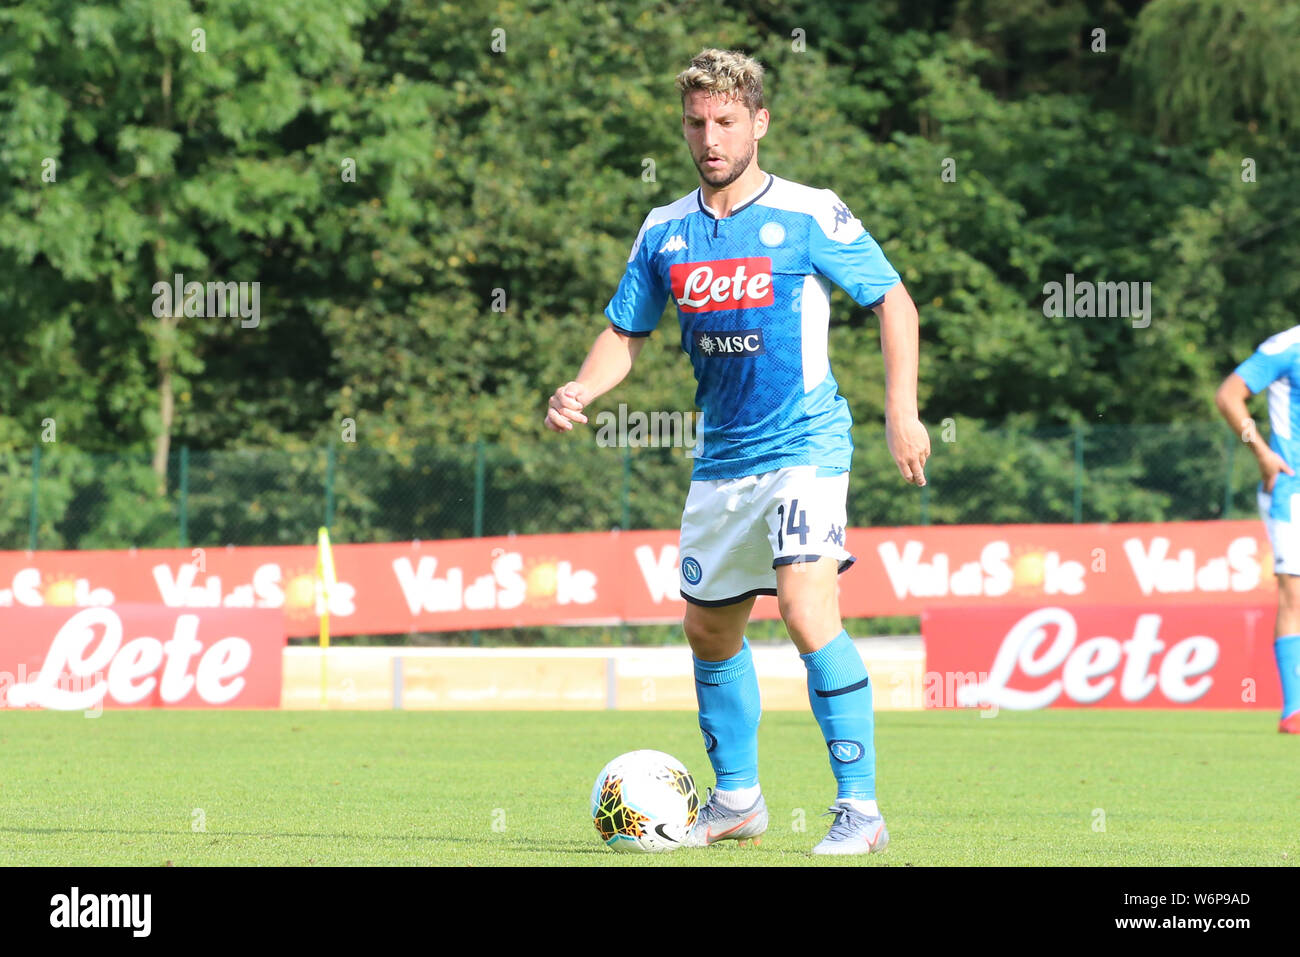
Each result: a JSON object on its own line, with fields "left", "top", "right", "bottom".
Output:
{"left": 874, "top": 282, "right": 929, "bottom": 486}
{"left": 544, "top": 326, "right": 646, "bottom": 432}
{"left": 1215, "top": 372, "right": 1294, "bottom": 492}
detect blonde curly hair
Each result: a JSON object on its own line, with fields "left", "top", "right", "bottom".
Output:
{"left": 675, "top": 48, "right": 765, "bottom": 114}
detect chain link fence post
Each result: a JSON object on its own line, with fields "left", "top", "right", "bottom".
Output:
{"left": 473, "top": 439, "right": 485, "bottom": 538}
{"left": 1073, "top": 423, "right": 1085, "bottom": 523}
{"left": 1222, "top": 431, "right": 1237, "bottom": 519}
{"left": 472, "top": 440, "right": 486, "bottom": 647}
{"left": 179, "top": 445, "right": 190, "bottom": 547}
{"left": 28, "top": 444, "right": 40, "bottom": 551}
{"left": 621, "top": 444, "right": 632, "bottom": 532}
{"left": 324, "top": 440, "right": 337, "bottom": 529}
{"left": 623, "top": 444, "right": 634, "bottom": 645}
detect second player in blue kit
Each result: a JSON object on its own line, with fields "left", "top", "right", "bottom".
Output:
{"left": 545, "top": 48, "right": 930, "bottom": 854}
{"left": 1217, "top": 329, "right": 1300, "bottom": 734}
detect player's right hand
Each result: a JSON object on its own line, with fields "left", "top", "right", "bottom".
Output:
{"left": 544, "top": 381, "right": 592, "bottom": 432}
{"left": 886, "top": 414, "right": 930, "bottom": 487}
{"left": 1259, "top": 448, "right": 1295, "bottom": 493}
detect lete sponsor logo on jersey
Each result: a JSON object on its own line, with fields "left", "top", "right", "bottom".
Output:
{"left": 670, "top": 257, "right": 774, "bottom": 312}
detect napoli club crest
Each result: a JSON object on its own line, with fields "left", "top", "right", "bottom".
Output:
{"left": 828, "top": 739, "right": 865, "bottom": 763}
{"left": 759, "top": 221, "right": 785, "bottom": 247}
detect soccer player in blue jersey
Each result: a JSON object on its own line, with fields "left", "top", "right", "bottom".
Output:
{"left": 544, "top": 49, "right": 929, "bottom": 853}
{"left": 1217, "top": 329, "right": 1300, "bottom": 734}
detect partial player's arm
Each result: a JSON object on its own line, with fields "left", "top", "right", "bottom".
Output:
{"left": 544, "top": 326, "right": 647, "bottom": 432}
{"left": 873, "top": 283, "right": 929, "bottom": 487}
{"left": 1215, "top": 371, "right": 1294, "bottom": 492}
{"left": 547, "top": 212, "right": 667, "bottom": 433}
{"left": 810, "top": 191, "right": 929, "bottom": 486}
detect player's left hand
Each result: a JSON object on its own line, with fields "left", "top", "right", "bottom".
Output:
{"left": 886, "top": 415, "right": 930, "bottom": 486}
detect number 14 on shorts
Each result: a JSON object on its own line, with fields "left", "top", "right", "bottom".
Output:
{"left": 776, "top": 500, "right": 809, "bottom": 549}
{"left": 777, "top": 499, "right": 844, "bottom": 549}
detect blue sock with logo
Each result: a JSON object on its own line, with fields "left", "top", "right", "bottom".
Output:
{"left": 693, "top": 637, "right": 761, "bottom": 790}
{"left": 1276, "top": 635, "right": 1300, "bottom": 719}
{"left": 801, "top": 630, "right": 875, "bottom": 801}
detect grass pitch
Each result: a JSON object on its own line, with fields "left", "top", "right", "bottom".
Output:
{"left": 1, "top": 709, "right": 1295, "bottom": 866}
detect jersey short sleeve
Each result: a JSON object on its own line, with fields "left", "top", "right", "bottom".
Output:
{"left": 604, "top": 215, "right": 669, "bottom": 337}
{"left": 1235, "top": 336, "right": 1300, "bottom": 394}
{"left": 807, "top": 190, "right": 900, "bottom": 309}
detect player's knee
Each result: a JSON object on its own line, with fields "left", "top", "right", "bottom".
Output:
{"left": 1280, "top": 575, "right": 1300, "bottom": 614}
{"left": 683, "top": 612, "right": 743, "bottom": 659}
{"left": 779, "top": 602, "right": 838, "bottom": 650}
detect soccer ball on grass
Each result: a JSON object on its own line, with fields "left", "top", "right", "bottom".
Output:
{"left": 590, "top": 750, "right": 699, "bottom": 852}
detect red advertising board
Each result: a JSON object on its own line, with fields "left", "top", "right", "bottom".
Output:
{"left": 0, "top": 605, "right": 286, "bottom": 710}
{"left": 922, "top": 604, "right": 1280, "bottom": 710}
{"left": 0, "top": 520, "right": 1279, "bottom": 636}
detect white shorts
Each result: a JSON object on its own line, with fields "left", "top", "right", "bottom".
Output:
{"left": 1259, "top": 487, "right": 1300, "bottom": 575}
{"left": 678, "top": 466, "right": 856, "bottom": 606}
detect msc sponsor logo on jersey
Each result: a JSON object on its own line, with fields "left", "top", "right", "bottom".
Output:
{"left": 696, "top": 329, "right": 765, "bottom": 358}
{"left": 670, "top": 257, "right": 774, "bottom": 313}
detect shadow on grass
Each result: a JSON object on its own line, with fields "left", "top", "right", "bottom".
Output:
{"left": 0, "top": 825, "right": 608, "bottom": 855}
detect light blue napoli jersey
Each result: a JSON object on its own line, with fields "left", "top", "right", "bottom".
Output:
{"left": 1235, "top": 326, "right": 1300, "bottom": 520}
{"left": 604, "top": 173, "right": 901, "bottom": 480}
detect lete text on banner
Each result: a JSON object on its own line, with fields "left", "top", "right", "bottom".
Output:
{"left": 922, "top": 604, "right": 1280, "bottom": 710}
{"left": 0, "top": 605, "right": 286, "bottom": 710}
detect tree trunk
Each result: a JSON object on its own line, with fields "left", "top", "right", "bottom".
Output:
{"left": 152, "top": 312, "right": 177, "bottom": 492}
{"left": 151, "top": 59, "right": 174, "bottom": 495}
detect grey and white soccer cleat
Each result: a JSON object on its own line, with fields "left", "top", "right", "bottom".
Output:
{"left": 683, "top": 788, "right": 769, "bottom": 848}
{"left": 811, "top": 800, "right": 889, "bottom": 855}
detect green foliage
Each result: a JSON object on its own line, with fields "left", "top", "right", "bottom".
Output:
{"left": 1129, "top": 0, "right": 1300, "bottom": 142}
{"left": 8, "top": 419, "right": 1265, "bottom": 552}
{"left": 2, "top": 0, "right": 1298, "bottom": 560}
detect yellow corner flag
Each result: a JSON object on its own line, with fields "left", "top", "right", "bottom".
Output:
{"left": 317, "top": 526, "right": 336, "bottom": 707}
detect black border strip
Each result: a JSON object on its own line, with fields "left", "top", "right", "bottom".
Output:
{"left": 815, "top": 676, "right": 872, "bottom": 698}
{"left": 680, "top": 586, "right": 777, "bottom": 607}
{"left": 771, "top": 554, "right": 858, "bottom": 572}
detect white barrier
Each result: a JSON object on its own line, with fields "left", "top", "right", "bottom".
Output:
{"left": 282, "top": 639, "right": 925, "bottom": 711}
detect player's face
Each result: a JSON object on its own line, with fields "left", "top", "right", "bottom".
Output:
{"left": 682, "top": 91, "right": 769, "bottom": 189}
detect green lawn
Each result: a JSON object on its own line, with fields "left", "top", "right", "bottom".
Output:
{"left": 1, "top": 710, "right": 1295, "bottom": 866}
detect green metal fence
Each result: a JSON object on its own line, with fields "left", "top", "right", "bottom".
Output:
{"left": 0, "top": 422, "right": 1270, "bottom": 551}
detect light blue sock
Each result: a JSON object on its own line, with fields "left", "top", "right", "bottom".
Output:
{"left": 1276, "top": 635, "right": 1300, "bottom": 719}
{"left": 693, "top": 637, "right": 761, "bottom": 790}
{"left": 801, "top": 630, "right": 875, "bottom": 801}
